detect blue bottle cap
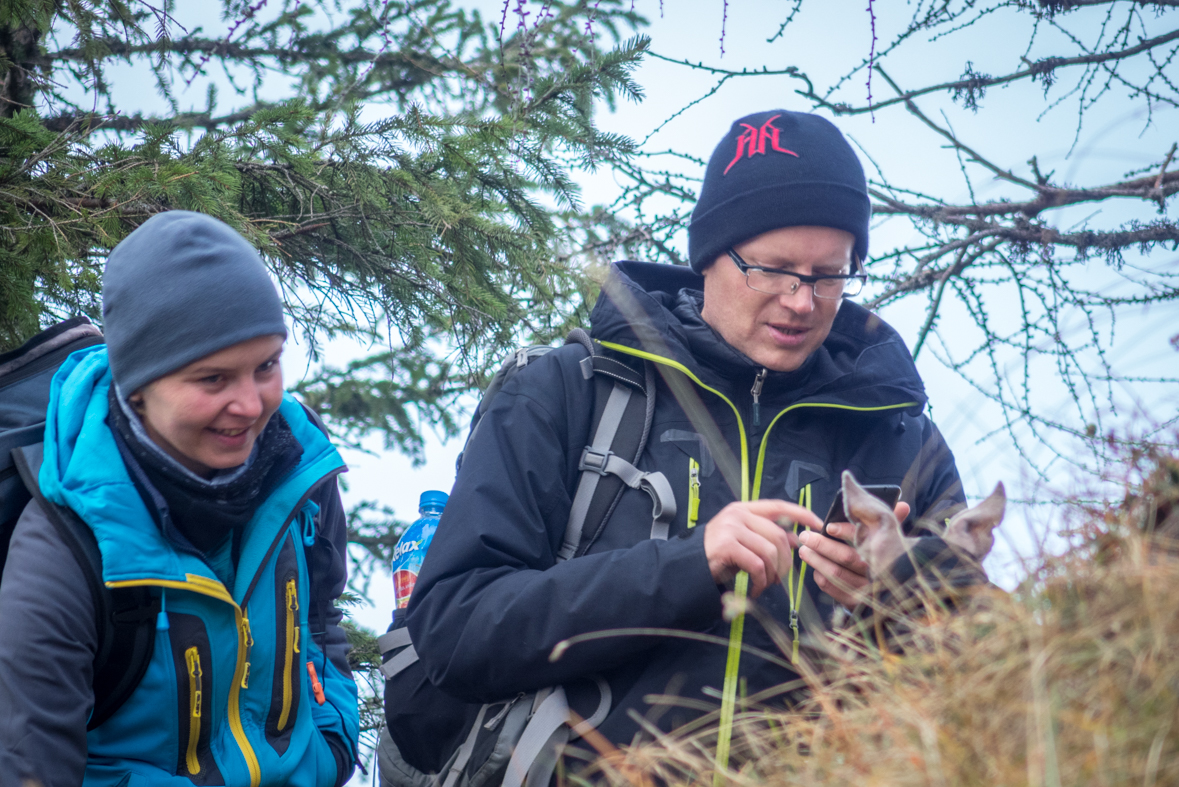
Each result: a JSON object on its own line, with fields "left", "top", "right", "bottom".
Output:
{"left": 419, "top": 490, "right": 449, "bottom": 510}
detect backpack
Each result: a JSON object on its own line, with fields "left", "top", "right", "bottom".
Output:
{"left": 377, "top": 329, "right": 676, "bottom": 787}
{"left": 0, "top": 316, "right": 103, "bottom": 568}
{"left": 0, "top": 318, "right": 160, "bottom": 731}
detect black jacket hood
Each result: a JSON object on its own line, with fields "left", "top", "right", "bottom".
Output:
{"left": 589, "top": 260, "right": 928, "bottom": 415}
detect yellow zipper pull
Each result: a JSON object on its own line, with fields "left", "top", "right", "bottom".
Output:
{"left": 286, "top": 577, "right": 299, "bottom": 656}
{"left": 241, "top": 613, "right": 253, "bottom": 689}
{"left": 185, "top": 647, "right": 203, "bottom": 775}
{"left": 687, "top": 458, "right": 701, "bottom": 529}
{"left": 278, "top": 578, "right": 300, "bottom": 732}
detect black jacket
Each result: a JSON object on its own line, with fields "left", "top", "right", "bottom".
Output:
{"left": 407, "top": 261, "right": 964, "bottom": 746}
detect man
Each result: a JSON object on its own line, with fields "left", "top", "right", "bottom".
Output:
{"left": 407, "top": 110, "right": 964, "bottom": 756}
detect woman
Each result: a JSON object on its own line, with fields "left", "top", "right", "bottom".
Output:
{"left": 0, "top": 212, "right": 359, "bottom": 787}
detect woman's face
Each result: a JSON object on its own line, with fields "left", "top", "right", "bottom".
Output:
{"left": 129, "top": 335, "right": 286, "bottom": 478}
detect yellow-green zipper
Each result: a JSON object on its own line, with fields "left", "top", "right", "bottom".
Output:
{"left": 107, "top": 574, "right": 263, "bottom": 787}
{"left": 184, "top": 646, "right": 203, "bottom": 775}
{"left": 278, "top": 577, "right": 300, "bottom": 731}
{"left": 787, "top": 485, "right": 811, "bottom": 664}
{"left": 600, "top": 340, "right": 917, "bottom": 781}
{"left": 687, "top": 458, "right": 701, "bottom": 529}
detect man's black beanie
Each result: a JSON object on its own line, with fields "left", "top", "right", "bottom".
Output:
{"left": 102, "top": 211, "right": 288, "bottom": 394}
{"left": 688, "top": 110, "right": 870, "bottom": 272}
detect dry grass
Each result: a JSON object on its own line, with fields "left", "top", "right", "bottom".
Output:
{"left": 585, "top": 453, "right": 1179, "bottom": 787}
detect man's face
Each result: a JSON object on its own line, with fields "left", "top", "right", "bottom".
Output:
{"left": 700, "top": 225, "right": 855, "bottom": 372}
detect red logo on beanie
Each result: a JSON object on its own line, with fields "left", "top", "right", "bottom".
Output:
{"left": 723, "top": 115, "right": 799, "bottom": 175}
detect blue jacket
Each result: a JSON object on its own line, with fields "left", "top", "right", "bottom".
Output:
{"left": 408, "top": 261, "right": 965, "bottom": 747}
{"left": 0, "top": 346, "right": 359, "bottom": 786}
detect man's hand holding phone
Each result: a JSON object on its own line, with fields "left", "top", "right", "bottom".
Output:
{"left": 701, "top": 488, "right": 910, "bottom": 606}
{"left": 797, "top": 485, "right": 909, "bottom": 606}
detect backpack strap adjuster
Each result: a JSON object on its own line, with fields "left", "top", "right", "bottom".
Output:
{"left": 578, "top": 447, "right": 613, "bottom": 476}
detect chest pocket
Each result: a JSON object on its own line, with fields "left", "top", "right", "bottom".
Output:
{"left": 266, "top": 534, "right": 303, "bottom": 754}
{"left": 785, "top": 460, "right": 829, "bottom": 502}
{"left": 167, "top": 612, "right": 224, "bottom": 784}
{"left": 660, "top": 430, "right": 717, "bottom": 530}
{"left": 660, "top": 430, "right": 716, "bottom": 478}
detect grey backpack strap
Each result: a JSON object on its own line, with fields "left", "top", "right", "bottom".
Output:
{"left": 378, "top": 629, "right": 419, "bottom": 679}
{"left": 377, "top": 628, "right": 412, "bottom": 652}
{"left": 569, "top": 676, "right": 612, "bottom": 738}
{"left": 557, "top": 381, "right": 633, "bottom": 561}
{"left": 501, "top": 674, "right": 612, "bottom": 787}
{"left": 578, "top": 448, "right": 676, "bottom": 540}
{"left": 502, "top": 687, "right": 571, "bottom": 787}
{"left": 440, "top": 703, "right": 491, "bottom": 787}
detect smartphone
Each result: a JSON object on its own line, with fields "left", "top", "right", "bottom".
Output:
{"left": 822, "top": 484, "right": 903, "bottom": 534}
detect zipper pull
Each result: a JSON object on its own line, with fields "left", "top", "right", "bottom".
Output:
{"left": 156, "top": 589, "right": 169, "bottom": 631}
{"left": 241, "top": 613, "right": 254, "bottom": 688}
{"left": 301, "top": 501, "right": 320, "bottom": 547}
{"left": 186, "top": 647, "right": 203, "bottom": 717}
{"left": 185, "top": 647, "right": 204, "bottom": 776}
{"left": 790, "top": 609, "right": 801, "bottom": 664}
{"left": 307, "top": 661, "right": 326, "bottom": 705}
{"left": 751, "top": 368, "right": 768, "bottom": 426}
{"left": 483, "top": 693, "right": 524, "bottom": 730}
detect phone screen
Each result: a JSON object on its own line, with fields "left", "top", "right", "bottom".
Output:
{"left": 823, "top": 484, "right": 903, "bottom": 526}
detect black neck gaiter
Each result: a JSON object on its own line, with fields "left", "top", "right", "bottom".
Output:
{"left": 108, "top": 388, "right": 304, "bottom": 553}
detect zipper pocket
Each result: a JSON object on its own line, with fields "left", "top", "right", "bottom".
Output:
{"left": 168, "top": 612, "right": 223, "bottom": 784}
{"left": 277, "top": 577, "right": 299, "bottom": 731}
{"left": 266, "top": 535, "right": 301, "bottom": 753}
{"left": 185, "top": 647, "right": 203, "bottom": 775}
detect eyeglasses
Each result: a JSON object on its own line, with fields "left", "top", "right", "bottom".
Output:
{"left": 727, "top": 248, "right": 866, "bottom": 300}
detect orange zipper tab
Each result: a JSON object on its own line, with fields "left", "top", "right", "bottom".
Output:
{"left": 306, "top": 661, "right": 326, "bottom": 706}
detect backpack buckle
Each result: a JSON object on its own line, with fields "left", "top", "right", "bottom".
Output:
{"left": 578, "top": 447, "right": 613, "bottom": 476}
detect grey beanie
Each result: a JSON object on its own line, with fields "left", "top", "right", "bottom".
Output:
{"left": 102, "top": 211, "right": 288, "bottom": 394}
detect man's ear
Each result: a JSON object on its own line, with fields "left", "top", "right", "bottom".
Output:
{"left": 943, "top": 482, "right": 1006, "bottom": 560}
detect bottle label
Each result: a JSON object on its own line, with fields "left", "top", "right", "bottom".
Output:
{"left": 392, "top": 538, "right": 421, "bottom": 562}
{"left": 393, "top": 569, "right": 417, "bottom": 609}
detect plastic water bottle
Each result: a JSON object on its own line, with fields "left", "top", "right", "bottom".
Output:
{"left": 392, "top": 490, "right": 448, "bottom": 612}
